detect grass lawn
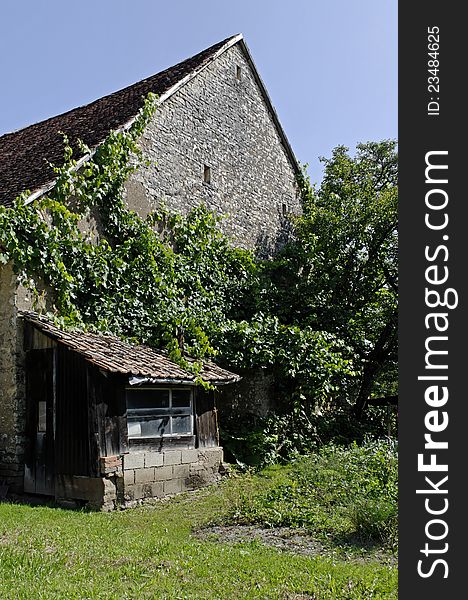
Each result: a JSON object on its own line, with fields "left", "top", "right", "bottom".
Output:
{"left": 0, "top": 455, "right": 397, "bottom": 599}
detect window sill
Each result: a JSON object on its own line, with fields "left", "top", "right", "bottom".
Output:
{"left": 129, "top": 434, "right": 193, "bottom": 440}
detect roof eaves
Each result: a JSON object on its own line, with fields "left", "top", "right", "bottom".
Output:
{"left": 20, "top": 311, "right": 241, "bottom": 385}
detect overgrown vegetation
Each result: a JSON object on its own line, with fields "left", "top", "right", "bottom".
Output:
{"left": 0, "top": 106, "right": 398, "bottom": 593}
{"left": 221, "top": 439, "right": 398, "bottom": 554}
{"left": 220, "top": 405, "right": 397, "bottom": 468}
{"left": 0, "top": 446, "right": 397, "bottom": 599}
{"left": 0, "top": 92, "right": 397, "bottom": 444}
{"left": 264, "top": 142, "right": 398, "bottom": 417}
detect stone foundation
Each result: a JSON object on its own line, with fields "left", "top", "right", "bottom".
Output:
{"left": 51, "top": 447, "right": 224, "bottom": 510}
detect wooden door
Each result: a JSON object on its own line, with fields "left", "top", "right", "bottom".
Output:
{"left": 24, "top": 349, "right": 56, "bottom": 495}
{"left": 195, "top": 389, "right": 219, "bottom": 448}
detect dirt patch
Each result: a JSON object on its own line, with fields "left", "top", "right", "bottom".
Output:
{"left": 194, "top": 525, "right": 397, "bottom": 566}
{"left": 194, "top": 525, "right": 325, "bottom": 557}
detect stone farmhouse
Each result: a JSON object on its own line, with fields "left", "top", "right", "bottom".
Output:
{"left": 0, "top": 34, "right": 300, "bottom": 508}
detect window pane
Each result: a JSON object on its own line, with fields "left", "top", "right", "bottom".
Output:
{"left": 126, "top": 387, "right": 193, "bottom": 438}
{"left": 127, "top": 389, "right": 169, "bottom": 410}
{"left": 172, "top": 415, "right": 192, "bottom": 434}
{"left": 141, "top": 417, "right": 169, "bottom": 437}
{"left": 128, "top": 420, "right": 142, "bottom": 437}
{"left": 128, "top": 416, "right": 169, "bottom": 438}
{"left": 172, "top": 389, "right": 191, "bottom": 408}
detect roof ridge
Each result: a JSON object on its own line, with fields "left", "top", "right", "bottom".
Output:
{"left": 0, "top": 33, "right": 300, "bottom": 210}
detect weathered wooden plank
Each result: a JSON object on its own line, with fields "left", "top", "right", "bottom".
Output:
{"left": 55, "top": 346, "right": 89, "bottom": 476}
{"left": 195, "top": 389, "right": 218, "bottom": 448}
{"left": 24, "top": 348, "right": 56, "bottom": 495}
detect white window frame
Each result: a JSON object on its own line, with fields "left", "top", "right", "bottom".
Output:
{"left": 126, "top": 387, "right": 194, "bottom": 439}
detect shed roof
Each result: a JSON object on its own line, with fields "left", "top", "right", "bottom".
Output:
{"left": 21, "top": 311, "right": 240, "bottom": 385}
{"left": 0, "top": 34, "right": 299, "bottom": 208}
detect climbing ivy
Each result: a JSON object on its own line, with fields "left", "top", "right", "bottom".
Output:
{"left": 0, "top": 92, "right": 353, "bottom": 396}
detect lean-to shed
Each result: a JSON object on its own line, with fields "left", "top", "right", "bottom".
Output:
{"left": 21, "top": 311, "right": 239, "bottom": 509}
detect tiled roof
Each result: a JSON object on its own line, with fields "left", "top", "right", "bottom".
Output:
{"left": 21, "top": 311, "right": 240, "bottom": 385}
{"left": 0, "top": 36, "right": 238, "bottom": 208}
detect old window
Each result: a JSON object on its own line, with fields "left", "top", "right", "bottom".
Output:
{"left": 126, "top": 387, "right": 193, "bottom": 438}
{"left": 236, "top": 65, "right": 242, "bottom": 81}
{"left": 282, "top": 202, "right": 288, "bottom": 217}
{"left": 203, "top": 164, "right": 211, "bottom": 184}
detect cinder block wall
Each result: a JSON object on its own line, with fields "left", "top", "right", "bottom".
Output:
{"left": 127, "top": 44, "right": 300, "bottom": 257}
{"left": 122, "top": 447, "right": 223, "bottom": 504}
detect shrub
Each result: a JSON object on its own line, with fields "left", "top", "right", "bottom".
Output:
{"left": 222, "top": 438, "right": 398, "bottom": 551}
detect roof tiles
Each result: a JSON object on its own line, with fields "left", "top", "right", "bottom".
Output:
{"left": 21, "top": 311, "right": 240, "bottom": 385}
{"left": 0, "top": 36, "right": 236, "bottom": 207}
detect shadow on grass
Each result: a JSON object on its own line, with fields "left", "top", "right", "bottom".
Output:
{"left": 1, "top": 492, "right": 89, "bottom": 511}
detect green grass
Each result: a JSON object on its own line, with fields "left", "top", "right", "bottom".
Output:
{"left": 0, "top": 447, "right": 397, "bottom": 599}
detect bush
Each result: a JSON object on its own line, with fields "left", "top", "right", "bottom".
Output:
{"left": 220, "top": 406, "right": 397, "bottom": 469}
{"left": 349, "top": 499, "right": 398, "bottom": 550}
{"left": 222, "top": 438, "right": 398, "bottom": 551}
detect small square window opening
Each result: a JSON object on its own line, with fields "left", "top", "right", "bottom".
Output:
{"left": 203, "top": 165, "right": 211, "bottom": 184}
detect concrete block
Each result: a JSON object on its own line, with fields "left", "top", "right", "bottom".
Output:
{"left": 123, "top": 470, "right": 135, "bottom": 485}
{"left": 55, "top": 474, "right": 106, "bottom": 504}
{"left": 173, "top": 464, "right": 190, "bottom": 479}
{"left": 135, "top": 467, "right": 156, "bottom": 484}
{"left": 145, "top": 452, "right": 164, "bottom": 468}
{"left": 142, "top": 482, "right": 164, "bottom": 498}
{"left": 123, "top": 452, "right": 145, "bottom": 470}
{"left": 163, "top": 450, "right": 182, "bottom": 466}
{"left": 164, "top": 478, "right": 182, "bottom": 495}
{"left": 181, "top": 449, "right": 199, "bottom": 464}
{"left": 125, "top": 484, "right": 144, "bottom": 501}
{"left": 153, "top": 466, "right": 173, "bottom": 481}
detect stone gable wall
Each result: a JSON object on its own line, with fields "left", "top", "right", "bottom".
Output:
{"left": 127, "top": 43, "right": 300, "bottom": 256}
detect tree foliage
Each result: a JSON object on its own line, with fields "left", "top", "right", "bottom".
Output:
{"left": 0, "top": 94, "right": 352, "bottom": 400}
{"left": 267, "top": 141, "right": 398, "bottom": 415}
{"left": 0, "top": 92, "right": 396, "bottom": 422}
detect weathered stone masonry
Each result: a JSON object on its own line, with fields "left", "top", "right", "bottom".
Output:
{"left": 127, "top": 44, "right": 300, "bottom": 255}
{"left": 0, "top": 270, "right": 51, "bottom": 491}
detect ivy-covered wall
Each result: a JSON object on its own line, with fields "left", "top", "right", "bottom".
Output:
{"left": 0, "top": 41, "right": 302, "bottom": 491}
{"left": 126, "top": 44, "right": 300, "bottom": 256}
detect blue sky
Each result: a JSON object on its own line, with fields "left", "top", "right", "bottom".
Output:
{"left": 0, "top": 0, "right": 397, "bottom": 183}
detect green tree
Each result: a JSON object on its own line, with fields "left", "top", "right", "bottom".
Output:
{"left": 268, "top": 141, "right": 398, "bottom": 416}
